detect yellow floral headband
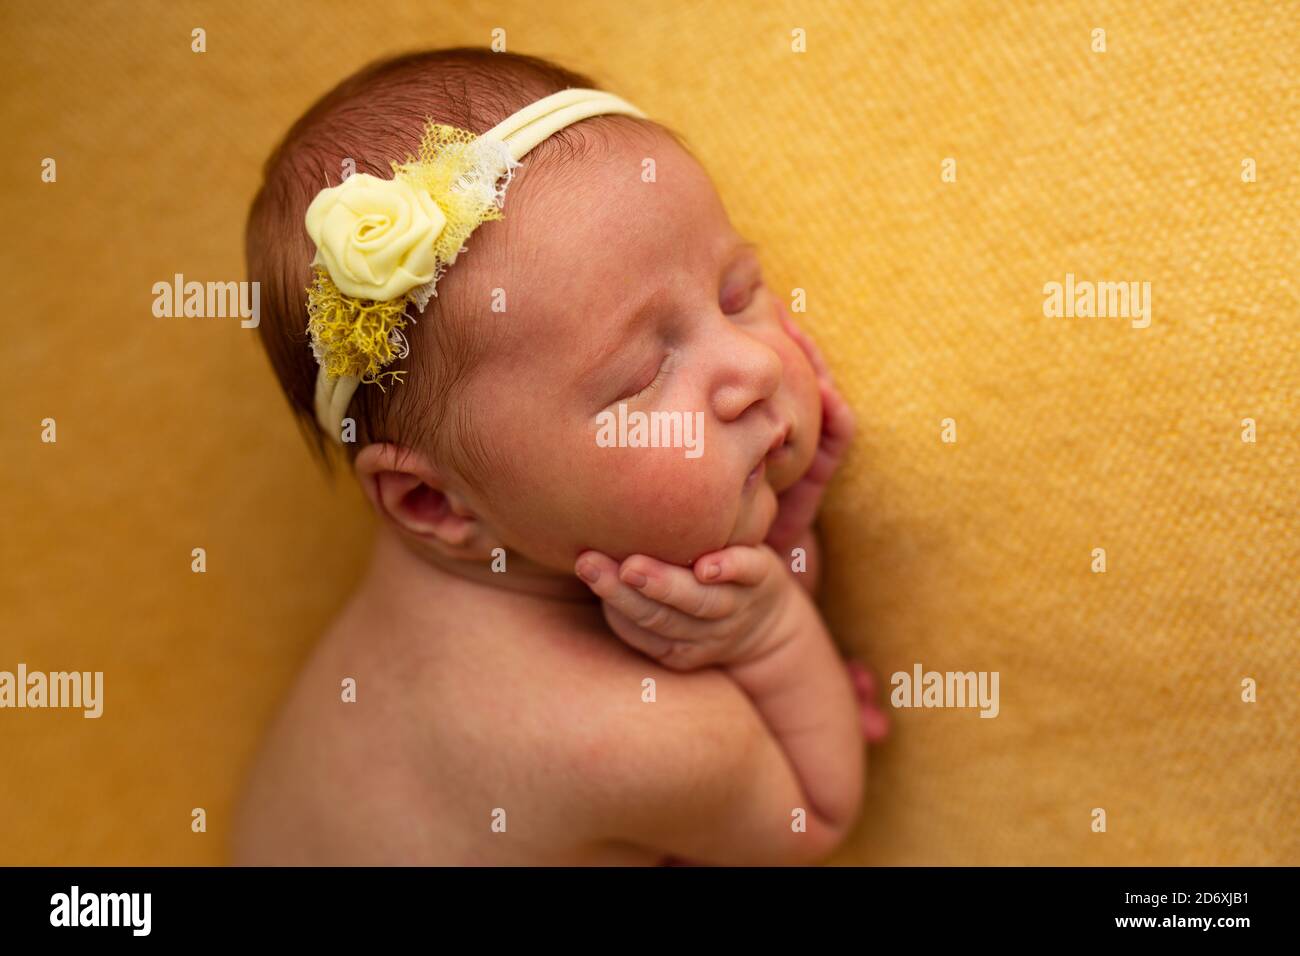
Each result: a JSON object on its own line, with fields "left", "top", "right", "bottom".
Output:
{"left": 304, "top": 88, "right": 647, "bottom": 443}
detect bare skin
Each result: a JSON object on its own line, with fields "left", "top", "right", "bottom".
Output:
{"left": 231, "top": 128, "right": 888, "bottom": 866}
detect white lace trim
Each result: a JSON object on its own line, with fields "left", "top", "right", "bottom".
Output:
{"left": 409, "top": 136, "right": 522, "bottom": 314}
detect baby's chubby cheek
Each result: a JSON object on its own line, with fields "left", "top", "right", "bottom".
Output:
{"left": 570, "top": 444, "right": 746, "bottom": 564}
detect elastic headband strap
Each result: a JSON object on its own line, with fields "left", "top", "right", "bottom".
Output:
{"left": 486, "top": 88, "right": 646, "bottom": 160}
{"left": 314, "top": 88, "right": 647, "bottom": 444}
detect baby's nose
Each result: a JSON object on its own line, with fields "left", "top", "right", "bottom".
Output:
{"left": 710, "top": 334, "right": 782, "bottom": 422}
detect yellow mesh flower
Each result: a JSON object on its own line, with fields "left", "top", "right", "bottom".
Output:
{"left": 304, "top": 119, "right": 517, "bottom": 387}
{"left": 305, "top": 268, "right": 410, "bottom": 387}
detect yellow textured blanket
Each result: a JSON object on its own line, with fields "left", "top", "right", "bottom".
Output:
{"left": 0, "top": 0, "right": 1294, "bottom": 864}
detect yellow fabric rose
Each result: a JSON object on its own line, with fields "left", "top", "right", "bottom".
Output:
{"left": 304, "top": 172, "right": 447, "bottom": 301}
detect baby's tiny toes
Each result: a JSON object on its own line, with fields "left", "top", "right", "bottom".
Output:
{"left": 859, "top": 704, "right": 890, "bottom": 743}
{"left": 846, "top": 659, "right": 876, "bottom": 698}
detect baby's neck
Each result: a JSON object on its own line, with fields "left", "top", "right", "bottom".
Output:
{"left": 361, "top": 523, "right": 596, "bottom": 609}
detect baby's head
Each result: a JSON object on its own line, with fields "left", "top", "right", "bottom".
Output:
{"left": 247, "top": 48, "right": 822, "bottom": 574}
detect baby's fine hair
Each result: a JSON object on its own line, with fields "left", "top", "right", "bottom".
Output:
{"left": 245, "top": 48, "right": 669, "bottom": 483}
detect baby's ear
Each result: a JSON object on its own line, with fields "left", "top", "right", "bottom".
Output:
{"left": 353, "top": 443, "right": 498, "bottom": 558}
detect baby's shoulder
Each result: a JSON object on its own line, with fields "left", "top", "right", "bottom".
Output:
{"left": 408, "top": 597, "right": 765, "bottom": 768}
{"left": 231, "top": 590, "right": 765, "bottom": 863}
{"left": 398, "top": 597, "right": 769, "bottom": 847}
{"left": 499, "top": 610, "right": 771, "bottom": 836}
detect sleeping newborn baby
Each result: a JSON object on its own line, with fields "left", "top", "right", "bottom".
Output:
{"left": 233, "top": 47, "right": 888, "bottom": 866}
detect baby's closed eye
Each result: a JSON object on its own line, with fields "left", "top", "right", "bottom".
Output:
{"left": 720, "top": 274, "right": 762, "bottom": 314}
{"left": 620, "top": 353, "right": 671, "bottom": 402}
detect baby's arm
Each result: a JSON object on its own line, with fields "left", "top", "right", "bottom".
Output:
{"left": 575, "top": 544, "right": 863, "bottom": 857}
{"left": 576, "top": 657, "right": 858, "bottom": 866}
{"left": 721, "top": 564, "right": 864, "bottom": 833}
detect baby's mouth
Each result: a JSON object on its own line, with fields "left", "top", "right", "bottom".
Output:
{"left": 766, "top": 437, "right": 793, "bottom": 465}
{"left": 745, "top": 425, "right": 792, "bottom": 490}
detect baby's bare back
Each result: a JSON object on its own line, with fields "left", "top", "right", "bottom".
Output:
{"left": 230, "top": 579, "right": 757, "bottom": 865}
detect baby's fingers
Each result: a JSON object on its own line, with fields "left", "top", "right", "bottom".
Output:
{"left": 797, "top": 380, "right": 856, "bottom": 488}
{"left": 693, "top": 545, "right": 777, "bottom": 587}
{"left": 598, "top": 603, "right": 678, "bottom": 663}
{"left": 619, "top": 554, "right": 737, "bottom": 620}
{"left": 780, "top": 310, "right": 833, "bottom": 385}
{"left": 819, "top": 378, "right": 857, "bottom": 449}
{"left": 575, "top": 551, "right": 696, "bottom": 639}
{"left": 600, "top": 604, "right": 718, "bottom": 671}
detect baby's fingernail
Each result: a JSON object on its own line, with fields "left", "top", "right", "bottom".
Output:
{"left": 701, "top": 563, "right": 720, "bottom": 580}
{"left": 622, "top": 570, "right": 648, "bottom": 588}
{"left": 576, "top": 562, "right": 600, "bottom": 584}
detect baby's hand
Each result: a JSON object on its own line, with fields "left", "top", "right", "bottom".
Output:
{"left": 574, "top": 544, "right": 795, "bottom": 671}
{"left": 766, "top": 308, "right": 856, "bottom": 555}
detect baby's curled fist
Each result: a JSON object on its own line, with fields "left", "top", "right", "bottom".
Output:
{"left": 574, "top": 543, "right": 795, "bottom": 671}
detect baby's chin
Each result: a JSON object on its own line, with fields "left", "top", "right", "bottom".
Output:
{"left": 660, "top": 453, "right": 793, "bottom": 558}
{"left": 722, "top": 474, "right": 780, "bottom": 549}
{"left": 604, "top": 481, "right": 778, "bottom": 565}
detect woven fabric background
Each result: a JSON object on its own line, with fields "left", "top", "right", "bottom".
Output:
{"left": 1, "top": 0, "right": 1295, "bottom": 865}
